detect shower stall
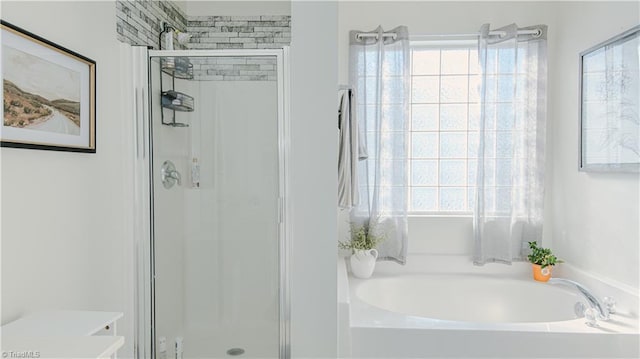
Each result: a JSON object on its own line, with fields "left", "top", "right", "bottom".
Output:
{"left": 126, "top": 46, "right": 290, "bottom": 359}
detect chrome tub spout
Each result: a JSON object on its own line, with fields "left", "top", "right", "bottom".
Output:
{"left": 548, "top": 278, "right": 610, "bottom": 321}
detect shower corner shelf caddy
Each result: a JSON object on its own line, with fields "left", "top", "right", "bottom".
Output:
{"left": 160, "top": 57, "right": 194, "bottom": 127}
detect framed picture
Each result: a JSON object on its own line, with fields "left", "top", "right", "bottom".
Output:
{"left": 579, "top": 25, "right": 639, "bottom": 172}
{"left": 1, "top": 20, "right": 96, "bottom": 153}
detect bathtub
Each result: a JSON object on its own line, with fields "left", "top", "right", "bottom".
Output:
{"left": 339, "top": 254, "right": 639, "bottom": 358}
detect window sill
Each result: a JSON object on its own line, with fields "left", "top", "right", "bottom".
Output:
{"left": 408, "top": 212, "right": 473, "bottom": 218}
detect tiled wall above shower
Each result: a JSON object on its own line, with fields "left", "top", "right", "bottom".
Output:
{"left": 187, "top": 16, "right": 289, "bottom": 81}
{"left": 116, "top": 0, "right": 188, "bottom": 49}
{"left": 187, "top": 16, "right": 291, "bottom": 50}
{"left": 191, "top": 57, "right": 278, "bottom": 81}
{"left": 115, "top": 1, "right": 290, "bottom": 81}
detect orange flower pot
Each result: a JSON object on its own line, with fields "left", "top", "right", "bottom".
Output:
{"left": 532, "top": 264, "right": 552, "bottom": 282}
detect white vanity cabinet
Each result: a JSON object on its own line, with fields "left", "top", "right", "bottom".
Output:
{"left": 1, "top": 310, "right": 124, "bottom": 359}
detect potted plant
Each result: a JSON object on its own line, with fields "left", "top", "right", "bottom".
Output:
{"left": 339, "top": 222, "right": 385, "bottom": 279}
{"left": 527, "top": 241, "right": 563, "bottom": 282}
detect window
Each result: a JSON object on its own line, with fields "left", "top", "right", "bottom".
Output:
{"left": 409, "top": 40, "right": 480, "bottom": 213}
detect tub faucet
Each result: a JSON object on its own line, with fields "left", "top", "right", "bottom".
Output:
{"left": 548, "top": 278, "right": 611, "bottom": 322}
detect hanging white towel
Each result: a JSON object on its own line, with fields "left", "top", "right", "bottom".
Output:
{"left": 338, "top": 89, "right": 367, "bottom": 209}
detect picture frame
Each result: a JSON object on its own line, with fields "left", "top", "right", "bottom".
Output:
{"left": 1, "top": 20, "right": 96, "bottom": 153}
{"left": 579, "top": 25, "right": 639, "bottom": 172}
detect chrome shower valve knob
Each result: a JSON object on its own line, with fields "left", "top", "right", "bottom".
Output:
{"left": 603, "top": 296, "right": 616, "bottom": 314}
{"left": 161, "top": 160, "right": 182, "bottom": 189}
{"left": 584, "top": 307, "right": 598, "bottom": 327}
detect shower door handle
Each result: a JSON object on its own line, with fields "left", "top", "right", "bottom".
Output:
{"left": 135, "top": 88, "right": 145, "bottom": 158}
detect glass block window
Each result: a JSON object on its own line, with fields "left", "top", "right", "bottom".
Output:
{"left": 409, "top": 41, "right": 480, "bottom": 213}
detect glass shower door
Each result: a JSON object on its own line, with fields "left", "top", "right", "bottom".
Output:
{"left": 148, "top": 52, "right": 283, "bottom": 359}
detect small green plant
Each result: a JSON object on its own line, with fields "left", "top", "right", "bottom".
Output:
{"left": 339, "top": 222, "right": 385, "bottom": 252}
{"left": 527, "top": 241, "right": 563, "bottom": 269}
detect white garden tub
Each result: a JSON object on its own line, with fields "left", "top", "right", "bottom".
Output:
{"left": 341, "top": 254, "right": 640, "bottom": 358}
{"left": 357, "top": 274, "right": 579, "bottom": 323}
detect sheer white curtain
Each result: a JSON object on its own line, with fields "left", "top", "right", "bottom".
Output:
{"left": 349, "top": 26, "right": 410, "bottom": 264}
{"left": 473, "top": 23, "right": 548, "bottom": 265}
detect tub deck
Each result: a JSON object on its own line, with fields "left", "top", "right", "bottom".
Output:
{"left": 339, "top": 254, "right": 639, "bottom": 358}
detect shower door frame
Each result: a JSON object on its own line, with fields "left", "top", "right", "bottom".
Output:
{"left": 134, "top": 48, "right": 291, "bottom": 359}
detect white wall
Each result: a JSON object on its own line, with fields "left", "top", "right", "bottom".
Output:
{"left": 290, "top": 1, "right": 339, "bottom": 357}
{"left": 184, "top": 0, "right": 290, "bottom": 16}
{"left": 549, "top": 2, "right": 639, "bottom": 290}
{"left": 1, "top": 1, "right": 135, "bottom": 357}
{"left": 338, "top": 1, "right": 640, "bottom": 289}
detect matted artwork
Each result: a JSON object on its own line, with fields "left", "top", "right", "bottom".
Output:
{"left": 1, "top": 20, "right": 96, "bottom": 152}
{"left": 579, "top": 25, "right": 639, "bottom": 172}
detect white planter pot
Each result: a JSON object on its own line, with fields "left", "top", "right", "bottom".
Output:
{"left": 350, "top": 249, "right": 378, "bottom": 279}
